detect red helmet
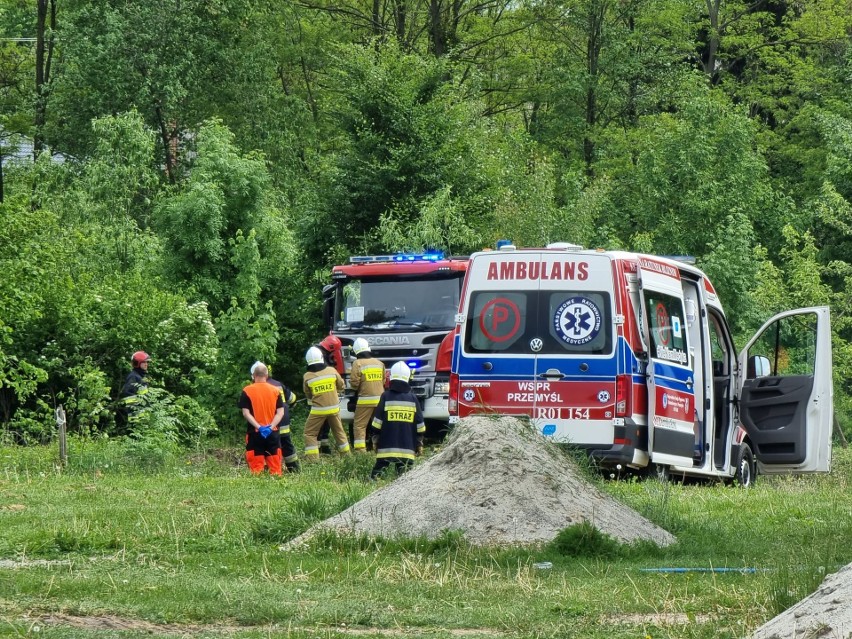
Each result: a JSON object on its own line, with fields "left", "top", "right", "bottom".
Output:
{"left": 131, "top": 351, "right": 150, "bottom": 364}
{"left": 319, "top": 334, "right": 342, "bottom": 352}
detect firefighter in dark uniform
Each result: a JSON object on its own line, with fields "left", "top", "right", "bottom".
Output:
{"left": 303, "top": 346, "right": 351, "bottom": 459}
{"left": 348, "top": 337, "right": 386, "bottom": 452}
{"left": 117, "top": 350, "right": 151, "bottom": 433}
{"left": 257, "top": 361, "right": 301, "bottom": 473}
{"left": 370, "top": 362, "right": 425, "bottom": 479}
{"left": 238, "top": 362, "right": 285, "bottom": 476}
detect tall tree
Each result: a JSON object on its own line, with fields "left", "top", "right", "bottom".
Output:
{"left": 305, "top": 42, "right": 542, "bottom": 261}
{"left": 599, "top": 88, "right": 786, "bottom": 325}
{"left": 48, "top": 0, "right": 250, "bottom": 179}
{"left": 33, "top": 0, "right": 55, "bottom": 156}
{"left": 528, "top": 0, "right": 695, "bottom": 174}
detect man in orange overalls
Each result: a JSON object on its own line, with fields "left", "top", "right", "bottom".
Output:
{"left": 238, "top": 362, "right": 286, "bottom": 475}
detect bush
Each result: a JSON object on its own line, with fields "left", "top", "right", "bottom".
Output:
{"left": 550, "top": 521, "right": 622, "bottom": 558}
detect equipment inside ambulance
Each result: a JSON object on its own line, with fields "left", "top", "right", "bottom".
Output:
{"left": 449, "top": 243, "right": 833, "bottom": 485}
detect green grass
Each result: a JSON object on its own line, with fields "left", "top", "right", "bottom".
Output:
{"left": 0, "top": 438, "right": 850, "bottom": 639}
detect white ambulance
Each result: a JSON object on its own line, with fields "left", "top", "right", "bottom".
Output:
{"left": 448, "top": 243, "right": 834, "bottom": 484}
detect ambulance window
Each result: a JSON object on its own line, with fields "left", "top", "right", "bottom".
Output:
{"left": 708, "top": 313, "right": 730, "bottom": 376}
{"left": 546, "top": 292, "right": 612, "bottom": 354}
{"left": 747, "top": 312, "right": 817, "bottom": 377}
{"left": 645, "top": 293, "right": 688, "bottom": 365}
{"left": 466, "top": 292, "right": 528, "bottom": 352}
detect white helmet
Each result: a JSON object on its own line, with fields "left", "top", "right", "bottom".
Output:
{"left": 305, "top": 346, "right": 325, "bottom": 366}
{"left": 353, "top": 337, "right": 370, "bottom": 355}
{"left": 390, "top": 361, "right": 411, "bottom": 382}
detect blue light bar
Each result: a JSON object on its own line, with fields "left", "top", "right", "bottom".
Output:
{"left": 350, "top": 252, "right": 444, "bottom": 264}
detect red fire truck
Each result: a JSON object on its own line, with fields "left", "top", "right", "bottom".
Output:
{"left": 322, "top": 252, "right": 468, "bottom": 437}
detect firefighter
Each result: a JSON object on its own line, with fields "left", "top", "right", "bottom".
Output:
{"left": 117, "top": 351, "right": 151, "bottom": 433}
{"left": 348, "top": 338, "right": 385, "bottom": 452}
{"left": 316, "top": 334, "right": 343, "bottom": 454}
{"left": 238, "top": 362, "right": 285, "bottom": 476}
{"left": 370, "top": 362, "right": 425, "bottom": 480}
{"left": 302, "top": 346, "right": 351, "bottom": 459}
{"left": 253, "top": 361, "right": 300, "bottom": 473}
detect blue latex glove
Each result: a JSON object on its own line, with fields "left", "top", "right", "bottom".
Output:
{"left": 258, "top": 425, "right": 273, "bottom": 439}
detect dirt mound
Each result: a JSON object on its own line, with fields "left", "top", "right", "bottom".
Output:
{"left": 751, "top": 562, "right": 852, "bottom": 639}
{"left": 292, "top": 415, "right": 675, "bottom": 547}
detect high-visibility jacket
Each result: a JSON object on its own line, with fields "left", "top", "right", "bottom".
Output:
{"left": 349, "top": 357, "right": 385, "bottom": 406}
{"left": 303, "top": 366, "right": 344, "bottom": 415}
{"left": 371, "top": 380, "right": 425, "bottom": 460}
{"left": 238, "top": 382, "right": 284, "bottom": 432}
{"left": 238, "top": 382, "right": 285, "bottom": 458}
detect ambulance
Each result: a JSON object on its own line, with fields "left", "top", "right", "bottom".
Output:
{"left": 448, "top": 243, "right": 834, "bottom": 484}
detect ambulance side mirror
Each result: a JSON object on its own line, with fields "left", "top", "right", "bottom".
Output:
{"left": 746, "top": 355, "right": 771, "bottom": 379}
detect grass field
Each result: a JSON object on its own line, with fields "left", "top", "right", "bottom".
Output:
{"left": 1, "top": 434, "right": 850, "bottom": 639}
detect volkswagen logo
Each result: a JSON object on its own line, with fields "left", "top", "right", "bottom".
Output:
{"left": 530, "top": 338, "right": 543, "bottom": 352}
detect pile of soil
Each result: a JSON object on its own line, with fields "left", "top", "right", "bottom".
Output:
{"left": 751, "top": 562, "right": 852, "bottom": 639}
{"left": 292, "top": 415, "right": 675, "bottom": 547}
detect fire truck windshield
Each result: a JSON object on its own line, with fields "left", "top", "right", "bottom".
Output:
{"left": 334, "top": 277, "right": 461, "bottom": 332}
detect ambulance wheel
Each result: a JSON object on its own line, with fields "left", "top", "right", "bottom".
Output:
{"left": 654, "top": 464, "right": 670, "bottom": 483}
{"left": 735, "top": 444, "right": 755, "bottom": 488}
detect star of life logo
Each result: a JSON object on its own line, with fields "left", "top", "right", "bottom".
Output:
{"left": 554, "top": 297, "right": 602, "bottom": 346}
{"left": 463, "top": 389, "right": 476, "bottom": 402}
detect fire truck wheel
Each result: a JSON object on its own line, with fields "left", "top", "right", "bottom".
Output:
{"left": 735, "top": 443, "right": 755, "bottom": 488}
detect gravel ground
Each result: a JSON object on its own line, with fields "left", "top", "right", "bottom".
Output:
{"left": 751, "top": 562, "right": 852, "bottom": 639}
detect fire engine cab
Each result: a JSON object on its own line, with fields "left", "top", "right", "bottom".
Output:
{"left": 449, "top": 243, "right": 834, "bottom": 484}
{"left": 322, "top": 252, "right": 468, "bottom": 435}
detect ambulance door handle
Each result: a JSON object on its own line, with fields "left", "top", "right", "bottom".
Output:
{"left": 538, "top": 369, "right": 565, "bottom": 380}
{"left": 685, "top": 377, "right": 693, "bottom": 389}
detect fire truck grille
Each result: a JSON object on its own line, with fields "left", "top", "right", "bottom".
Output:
{"left": 372, "top": 348, "right": 432, "bottom": 359}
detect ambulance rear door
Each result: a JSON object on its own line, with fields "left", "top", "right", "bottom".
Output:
{"left": 638, "top": 257, "right": 696, "bottom": 468}
{"left": 533, "top": 252, "right": 617, "bottom": 445}
{"left": 737, "top": 307, "right": 833, "bottom": 473}
{"left": 456, "top": 251, "right": 543, "bottom": 420}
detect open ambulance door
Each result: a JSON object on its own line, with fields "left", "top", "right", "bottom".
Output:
{"left": 737, "top": 307, "right": 833, "bottom": 473}
{"left": 638, "top": 258, "right": 696, "bottom": 468}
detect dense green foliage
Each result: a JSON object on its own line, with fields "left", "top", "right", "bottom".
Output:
{"left": 1, "top": 0, "right": 852, "bottom": 440}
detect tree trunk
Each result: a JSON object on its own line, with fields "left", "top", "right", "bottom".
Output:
{"left": 393, "top": 0, "right": 407, "bottom": 44}
{"left": 34, "top": 0, "right": 56, "bottom": 158}
{"left": 625, "top": 11, "right": 638, "bottom": 127}
{"left": 702, "top": 0, "right": 721, "bottom": 83}
{"left": 429, "top": 0, "right": 446, "bottom": 57}
{"left": 155, "top": 104, "right": 176, "bottom": 184}
{"left": 583, "top": 1, "right": 606, "bottom": 176}
{"left": 372, "top": 0, "right": 381, "bottom": 37}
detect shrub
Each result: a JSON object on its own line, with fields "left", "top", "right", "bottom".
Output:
{"left": 551, "top": 521, "right": 622, "bottom": 558}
